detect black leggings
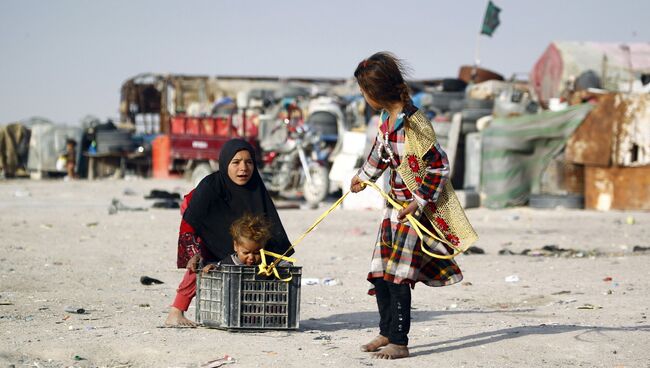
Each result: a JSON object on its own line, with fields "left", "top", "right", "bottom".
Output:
{"left": 372, "top": 278, "right": 412, "bottom": 346}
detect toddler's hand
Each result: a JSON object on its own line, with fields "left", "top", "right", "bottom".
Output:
{"left": 202, "top": 264, "right": 216, "bottom": 274}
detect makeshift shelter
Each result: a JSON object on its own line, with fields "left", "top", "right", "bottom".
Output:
{"left": 27, "top": 122, "right": 84, "bottom": 177}
{"left": 566, "top": 93, "right": 650, "bottom": 210}
{"left": 531, "top": 41, "right": 650, "bottom": 106}
{"left": 0, "top": 123, "right": 31, "bottom": 177}
{"left": 481, "top": 104, "right": 592, "bottom": 208}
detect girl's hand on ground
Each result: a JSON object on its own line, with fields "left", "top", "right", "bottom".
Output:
{"left": 350, "top": 175, "right": 366, "bottom": 193}
{"left": 186, "top": 254, "right": 201, "bottom": 273}
{"left": 397, "top": 201, "right": 419, "bottom": 222}
{"left": 202, "top": 264, "right": 216, "bottom": 274}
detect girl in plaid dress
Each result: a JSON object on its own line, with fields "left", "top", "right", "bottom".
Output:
{"left": 350, "top": 52, "right": 463, "bottom": 359}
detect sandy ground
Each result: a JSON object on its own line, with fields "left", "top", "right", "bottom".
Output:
{"left": 1, "top": 178, "right": 649, "bottom": 368}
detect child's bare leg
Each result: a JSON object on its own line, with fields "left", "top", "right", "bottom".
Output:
{"left": 164, "top": 306, "right": 197, "bottom": 327}
{"left": 360, "top": 335, "right": 389, "bottom": 352}
{"left": 372, "top": 344, "right": 409, "bottom": 359}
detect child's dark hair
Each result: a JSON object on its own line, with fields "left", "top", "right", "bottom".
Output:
{"left": 354, "top": 51, "right": 413, "bottom": 109}
{"left": 229, "top": 213, "right": 272, "bottom": 247}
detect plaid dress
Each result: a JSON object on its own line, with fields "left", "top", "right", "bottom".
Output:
{"left": 357, "top": 109, "right": 463, "bottom": 288}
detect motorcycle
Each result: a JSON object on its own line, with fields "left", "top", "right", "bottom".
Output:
{"left": 259, "top": 106, "right": 330, "bottom": 205}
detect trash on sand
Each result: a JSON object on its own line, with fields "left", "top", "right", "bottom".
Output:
{"left": 140, "top": 276, "right": 164, "bottom": 285}
{"left": 301, "top": 278, "right": 320, "bottom": 286}
{"left": 464, "top": 246, "right": 485, "bottom": 255}
{"left": 73, "top": 355, "right": 85, "bottom": 361}
{"left": 500, "top": 245, "right": 601, "bottom": 258}
{"left": 123, "top": 188, "right": 137, "bottom": 196}
{"left": 603, "top": 276, "right": 613, "bottom": 282}
{"left": 152, "top": 200, "right": 180, "bottom": 209}
{"left": 321, "top": 278, "right": 340, "bottom": 286}
{"left": 633, "top": 245, "right": 650, "bottom": 253}
{"left": 108, "top": 198, "right": 148, "bottom": 215}
{"left": 505, "top": 275, "right": 520, "bottom": 283}
{"left": 200, "top": 355, "right": 235, "bottom": 368}
{"left": 85, "top": 222, "right": 99, "bottom": 227}
{"left": 462, "top": 281, "right": 473, "bottom": 286}
{"left": 313, "top": 334, "right": 332, "bottom": 341}
{"left": 551, "top": 290, "right": 571, "bottom": 295}
{"left": 64, "top": 306, "right": 86, "bottom": 314}
{"left": 626, "top": 216, "right": 635, "bottom": 225}
{"left": 138, "top": 303, "right": 150, "bottom": 308}
{"left": 577, "top": 304, "right": 602, "bottom": 310}
{"left": 144, "top": 189, "right": 181, "bottom": 200}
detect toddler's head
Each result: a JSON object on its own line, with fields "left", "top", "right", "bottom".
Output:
{"left": 229, "top": 213, "right": 272, "bottom": 265}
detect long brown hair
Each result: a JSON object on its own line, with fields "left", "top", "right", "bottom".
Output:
{"left": 354, "top": 51, "right": 413, "bottom": 109}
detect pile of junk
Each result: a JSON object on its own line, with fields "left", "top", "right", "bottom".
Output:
{"left": 3, "top": 41, "right": 649, "bottom": 211}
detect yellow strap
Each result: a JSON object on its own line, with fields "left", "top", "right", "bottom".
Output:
{"left": 259, "top": 180, "right": 465, "bottom": 280}
{"left": 257, "top": 250, "right": 297, "bottom": 281}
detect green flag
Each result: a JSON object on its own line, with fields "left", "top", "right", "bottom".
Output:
{"left": 481, "top": 1, "right": 501, "bottom": 36}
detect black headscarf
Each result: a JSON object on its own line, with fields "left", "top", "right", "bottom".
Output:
{"left": 183, "top": 139, "right": 292, "bottom": 263}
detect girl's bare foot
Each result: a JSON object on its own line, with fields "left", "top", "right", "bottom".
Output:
{"left": 372, "top": 344, "right": 409, "bottom": 359}
{"left": 164, "top": 307, "right": 197, "bottom": 327}
{"left": 360, "top": 335, "right": 389, "bottom": 352}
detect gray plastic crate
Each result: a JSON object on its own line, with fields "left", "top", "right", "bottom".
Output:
{"left": 196, "top": 264, "right": 301, "bottom": 330}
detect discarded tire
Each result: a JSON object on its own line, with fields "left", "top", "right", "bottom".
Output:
{"left": 528, "top": 194, "right": 584, "bottom": 209}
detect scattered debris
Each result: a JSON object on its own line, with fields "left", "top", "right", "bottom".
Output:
{"left": 603, "top": 276, "right": 613, "bottom": 282}
{"left": 200, "top": 355, "right": 235, "bottom": 368}
{"left": 138, "top": 303, "right": 150, "bottom": 308}
{"left": 144, "top": 190, "right": 181, "bottom": 200}
{"left": 462, "top": 281, "right": 473, "bottom": 286}
{"left": 108, "top": 198, "right": 148, "bottom": 215}
{"left": 633, "top": 245, "right": 650, "bottom": 253}
{"left": 626, "top": 216, "right": 635, "bottom": 225}
{"left": 464, "top": 246, "right": 485, "bottom": 255}
{"left": 85, "top": 222, "right": 99, "bottom": 227}
{"left": 301, "top": 278, "right": 320, "bottom": 286}
{"left": 551, "top": 290, "right": 571, "bottom": 295}
{"left": 505, "top": 275, "right": 520, "bottom": 283}
{"left": 140, "top": 276, "right": 164, "bottom": 285}
{"left": 63, "top": 306, "right": 85, "bottom": 314}
{"left": 499, "top": 244, "right": 610, "bottom": 258}
{"left": 123, "top": 188, "right": 137, "bottom": 196}
{"left": 321, "top": 278, "right": 340, "bottom": 286}
{"left": 152, "top": 200, "right": 180, "bottom": 209}
{"left": 577, "top": 304, "right": 602, "bottom": 310}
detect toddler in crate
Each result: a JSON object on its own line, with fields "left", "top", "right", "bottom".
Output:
{"left": 201, "top": 213, "right": 285, "bottom": 271}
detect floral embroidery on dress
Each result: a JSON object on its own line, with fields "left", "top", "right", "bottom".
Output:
{"left": 407, "top": 154, "right": 420, "bottom": 172}
{"left": 435, "top": 217, "right": 449, "bottom": 231}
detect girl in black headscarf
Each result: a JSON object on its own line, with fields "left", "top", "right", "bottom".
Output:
{"left": 165, "top": 139, "right": 292, "bottom": 327}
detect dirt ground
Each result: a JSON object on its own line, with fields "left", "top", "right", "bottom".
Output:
{"left": 1, "top": 178, "right": 649, "bottom": 368}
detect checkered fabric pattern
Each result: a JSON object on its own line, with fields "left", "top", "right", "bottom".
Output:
{"left": 358, "top": 110, "right": 463, "bottom": 288}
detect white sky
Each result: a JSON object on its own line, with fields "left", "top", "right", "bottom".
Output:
{"left": 1, "top": 0, "right": 648, "bottom": 124}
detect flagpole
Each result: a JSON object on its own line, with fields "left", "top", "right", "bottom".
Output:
{"left": 472, "top": 32, "right": 481, "bottom": 83}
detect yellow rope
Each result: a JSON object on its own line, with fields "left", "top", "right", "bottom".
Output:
{"left": 258, "top": 180, "right": 466, "bottom": 280}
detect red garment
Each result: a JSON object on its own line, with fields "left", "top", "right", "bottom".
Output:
{"left": 172, "top": 190, "right": 201, "bottom": 311}
{"left": 176, "top": 190, "right": 203, "bottom": 268}
{"left": 171, "top": 269, "right": 196, "bottom": 311}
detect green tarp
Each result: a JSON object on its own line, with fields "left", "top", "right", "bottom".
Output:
{"left": 481, "top": 104, "right": 593, "bottom": 208}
